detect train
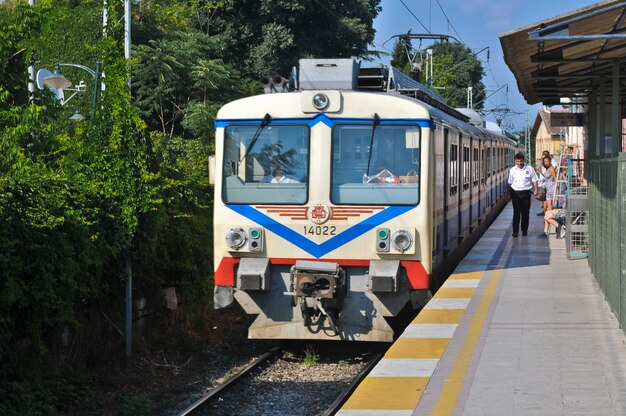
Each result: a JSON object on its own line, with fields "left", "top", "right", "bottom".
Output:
{"left": 210, "top": 59, "right": 520, "bottom": 342}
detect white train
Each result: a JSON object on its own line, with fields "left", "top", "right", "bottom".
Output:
{"left": 211, "top": 59, "right": 519, "bottom": 342}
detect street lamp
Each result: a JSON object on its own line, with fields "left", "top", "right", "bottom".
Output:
{"left": 43, "top": 61, "right": 102, "bottom": 117}
{"left": 69, "top": 109, "right": 86, "bottom": 121}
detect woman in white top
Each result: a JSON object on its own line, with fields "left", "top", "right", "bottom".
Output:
{"left": 538, "top": 156, "right": 557, "bottom": 237}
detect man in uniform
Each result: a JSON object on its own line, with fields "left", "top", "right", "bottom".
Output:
{"left": 508, "top": 153, "right": 539, "bottom": 237}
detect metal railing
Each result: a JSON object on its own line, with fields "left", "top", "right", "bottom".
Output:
{"left": 589, "top": 154, "right": 626, "bottom": 330}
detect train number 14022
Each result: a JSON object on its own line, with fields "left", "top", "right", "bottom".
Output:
{"left": 303, "top": 225, "right": 337, "bottom": 236}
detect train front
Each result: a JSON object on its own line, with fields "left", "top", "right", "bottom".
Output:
{"left": 212, "top": 61, "right": 433, "bottom": 341}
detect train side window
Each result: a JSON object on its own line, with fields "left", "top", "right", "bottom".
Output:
{"left": 473, "top": 147, "right": 479, "bottom": 186}
{"left": 463, "top": 145, "right": 470, "bottom": 190}
{"left": 491, "top": 147, "right": 496, "bottom": 175}
{"left": 450, "top": 143, "right": 458, "bottom": 195}
{"left": 482, "top": 146, "right": 488, "bottom": 181}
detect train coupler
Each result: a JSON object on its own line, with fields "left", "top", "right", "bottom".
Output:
{"left": 287, "top": 260, "right": 346, "bottom": 334}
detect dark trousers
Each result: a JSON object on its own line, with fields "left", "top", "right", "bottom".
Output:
{"left": 510, "top": 188, "right": 531, "bottom": 234}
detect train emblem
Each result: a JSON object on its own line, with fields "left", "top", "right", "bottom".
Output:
{"left": 308, "top": 204, "right": 330, "bottom": 224}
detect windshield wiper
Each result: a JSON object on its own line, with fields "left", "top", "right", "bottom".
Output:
{"left": 239, "top": 113, "right": 271, "bottom": 163}
{"left": 365, "top": 113, "right": 381, "bottom": 175}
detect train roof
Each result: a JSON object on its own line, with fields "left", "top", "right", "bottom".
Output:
{"left": 218, "top": 59, "right": 516, "bottom": 144}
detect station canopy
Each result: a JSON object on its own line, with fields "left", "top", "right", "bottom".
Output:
{"left": 500, "top": 0, "right": 626, "bottom": 105}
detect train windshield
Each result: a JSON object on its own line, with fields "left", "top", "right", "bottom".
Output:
{"left": 331, "top": 124, "right": 420, "bottom": 205}
{"left": 222, "top": 124, "right": 309, "bottom": 204}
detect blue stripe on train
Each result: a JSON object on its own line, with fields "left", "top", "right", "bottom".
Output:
{"left": 215, "top": 113, "right": 433, "bottom": 129}
{"left": 225, "top": 204, "right": 416, "bottom": 258}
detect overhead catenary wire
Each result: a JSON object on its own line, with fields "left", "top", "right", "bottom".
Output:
{"left": 399, "top": 0, "right": 431, "bottom": 34}
{"left": 434, "top": 0, "right": 465, "bottom": 45}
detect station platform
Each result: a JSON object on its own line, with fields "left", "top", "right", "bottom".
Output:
{"left": 338, "top": 199, "right": 626, "bottom": 416}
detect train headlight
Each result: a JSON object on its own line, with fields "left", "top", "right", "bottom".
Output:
{"left": 391, "top": 230, "right": 413, "bottom": 253}
{"left": 312, "top": 93, "right": 329, "bottom": 110}
{"left": 226, "top": 228, "right": 247, "bottom": 250}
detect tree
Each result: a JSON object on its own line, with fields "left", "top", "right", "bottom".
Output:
{"left": 425, "top": 41, "right": 486, "bottom": 110}
{"left": 132, "top": 31, "right": 253, "bottom": 137}
{"left": 211, "top": 0, "right": 382, "bottom": 77}
{"left": 0, "top": 0, "right": 155, "bottom": 388}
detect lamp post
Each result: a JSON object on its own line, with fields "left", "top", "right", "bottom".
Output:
{"left": 43, "top": 61, "right": 102, "bottom": 117}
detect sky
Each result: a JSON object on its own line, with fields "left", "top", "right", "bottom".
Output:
{"left": 371, "top": 0, "right": 599, "bottom": 132}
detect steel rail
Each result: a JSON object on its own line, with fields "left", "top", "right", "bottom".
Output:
{"left": 177, "top": 346, "right": 280, "bottom": 416}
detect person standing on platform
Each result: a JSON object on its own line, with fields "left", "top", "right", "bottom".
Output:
{"left": 508, "top": 153, "right": 539, "bottom": 237}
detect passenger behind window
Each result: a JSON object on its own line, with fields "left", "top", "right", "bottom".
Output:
{"left": 363, "top": 159, "right": 400, "bottom": 184}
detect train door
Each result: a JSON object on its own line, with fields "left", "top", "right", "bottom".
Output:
{"left": 490, "top": 140, "right": 498, "bottom": 207}
{"left": 443, "top": 127, "right": 449, "bottom": 252}
{"left": 495, "top": 143, "right": 500, "bottom": 198}
{"left": 471, "top": 138, "right": 479, "bottom": 229}
{"left": 433, "top": 123, "right": 445, "bottom": 265}
{"left": 481, "top": 139, "right": 487, "bottom": 218}
{"left": 460, "top": 135, "right": 470, "bottom": 238}
{"left": 446, "top": 129, "right": 459, "bottom": 251}
{"left": 497, "top": 144, "right": 503, "bottom": 197}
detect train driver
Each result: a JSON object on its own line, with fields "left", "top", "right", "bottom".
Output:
{"left": 260, "top": 157, "right": 300, "bottom": 184}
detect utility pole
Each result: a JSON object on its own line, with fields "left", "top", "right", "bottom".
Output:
{"left": 28, "top": 0, "right": 36, "bottom": 103}
{"left": 426, "top": 49, "right": 433, "bottom": 88}
{"left": 123, "top": 0, "right": 133, "bottom": 366}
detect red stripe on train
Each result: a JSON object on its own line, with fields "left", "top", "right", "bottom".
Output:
{"left": 214, "top": 258, "right": 429, "bottom": 290}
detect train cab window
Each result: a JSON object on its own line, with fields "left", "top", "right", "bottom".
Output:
{"left": 331, "top": 124, "right": 420, "bottom": 205}
{"left": 222, "top": 124, "right": 309, "bottom": 204}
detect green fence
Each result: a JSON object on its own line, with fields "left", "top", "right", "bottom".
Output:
{"left": 589, "top": 154, "right": 626, "bottom": 330}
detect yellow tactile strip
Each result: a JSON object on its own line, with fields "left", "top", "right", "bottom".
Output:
{"left": 338, "top": 271, "right": 487, "bottom": 415}
{"left": 430, "top": 271, "right": 500, "bottom": 416}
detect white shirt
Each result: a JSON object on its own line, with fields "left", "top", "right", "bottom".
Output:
{"left": 270, "top": 175, "right": 299, "bottom": 184}
{"left": 537, "top": 167, "right": 545, "bottom": 188}
{"left": 551, "top": 157, "right": 558, "bottom": 168}
{"left": 508, "top": 164, "right": 538, "bottom": 191}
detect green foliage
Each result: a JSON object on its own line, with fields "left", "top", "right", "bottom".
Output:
{"left": 132, "top": 30, "right": 252, "bottom": 136}
{"left": 212, "top": 0, "right": 382, "bottom": 77}
{"left": 426, "top": 41, "right": 486, "bottom": 109}
{"left": 0, "top": 0, "right": 156, "bottom": 380}
{"left": 301, "top": 345, "right": 319, "bottom": 366}
{"left": 0, "top": 0, "right": 382, "bottom": 412}
{"left": 0, "top": 367, "right": 100, "bottom": 416}
{"left": 133, "top": 131, "right": 213, "bottom": 303}
{"left": 120, "top": 392, "right": 155, "bottom": 416}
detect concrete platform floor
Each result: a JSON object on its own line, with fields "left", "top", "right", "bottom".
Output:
{"left": 339, "top": 198, "right": 626, "bottom": 416}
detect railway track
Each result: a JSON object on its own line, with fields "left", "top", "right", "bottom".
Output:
{"left": 177, "top": 344, "right": 383, "bottom": 416}
{"left": 177, "top": 346, "right": 281, "bottom": 415}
